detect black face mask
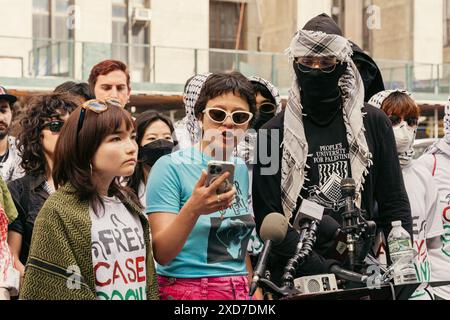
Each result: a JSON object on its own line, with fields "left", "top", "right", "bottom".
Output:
{"left": 252, "top": 112, "right": 275, "bottom": 131}
{"left": 139, "top": 139, "right": 175, "bottom": 167}
{"left": 294, "top": 62, "right": 347, "bottom": 126}
{"left": 294, "top": 61, "right": 347, "bottom": 100}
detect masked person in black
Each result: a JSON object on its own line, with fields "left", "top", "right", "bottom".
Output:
{"left": 252, "top": 24, "right": 412, "bottom": 290}
{"left": 127, "top": 111, "right": 177, "bottom": 207}
{"left": 302, "top": 13, "right": 385, "bottom": 102}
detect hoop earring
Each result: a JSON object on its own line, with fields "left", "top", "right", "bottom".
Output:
{"left": 90, "top": 163, "right": 93, "bottom": 175}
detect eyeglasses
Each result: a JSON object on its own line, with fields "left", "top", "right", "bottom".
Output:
{"left": 77, "top": 98, "right": 123, "bottom": 133}
{"left": 203, "top": 108, "right": 253, "bottom": 126}
{"left": 295, "top": 56, "right": 338, "bottom": 73}
{"left": 258, "top": 102, "right": 277, "bottom": 114}
{"left": 389, "top": 114, "right": 419, "bottom": 127}
{"left": 42, "top": 120, "right": 65, "bottom": 133}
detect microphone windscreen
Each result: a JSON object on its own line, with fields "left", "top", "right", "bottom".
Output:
{"left": 260, "top": 213, "right": 288, "bottom": 245}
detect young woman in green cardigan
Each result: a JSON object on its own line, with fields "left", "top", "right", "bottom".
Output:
{"left": 20, "top": 99, "right": 159, "bottom": 300}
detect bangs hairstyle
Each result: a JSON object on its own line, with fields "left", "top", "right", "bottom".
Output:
{"left": 251, "top": 81, "right": 276, "bottom": 105}
{"left": 194, "top": 72, "right": 256, "bottom": 121}
{"left": 53, "top": 105, "right": 141, "bottom": 213}
{"left": 381, "top": 91, "right": 420, "bottom": 119}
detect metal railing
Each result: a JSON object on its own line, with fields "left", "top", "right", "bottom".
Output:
{"left": 0, "top": 35, "right": 449, "bottom": 98}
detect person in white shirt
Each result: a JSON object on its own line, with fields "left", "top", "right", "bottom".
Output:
{"left": 417, "top": 99, "right": 450, "bottom": 300}
{"left": 369, "top": 90, "right": 444, "bottom": 300}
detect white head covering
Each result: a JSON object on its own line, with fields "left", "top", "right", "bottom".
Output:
{"left": 174, "top": 73, "right": 212, "bottom": 149}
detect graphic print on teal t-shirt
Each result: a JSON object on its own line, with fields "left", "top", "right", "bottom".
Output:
{"left": 146, "top": 147, "right": 255, "bottom": 278}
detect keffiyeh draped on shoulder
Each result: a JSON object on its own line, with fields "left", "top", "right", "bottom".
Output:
{"left": 281, "top": 30, "right": 373, "bottom": 222}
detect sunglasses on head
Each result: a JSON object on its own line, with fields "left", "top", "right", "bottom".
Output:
{"left": 42, "top": 120, "right": 65, "bottom": 133}
{"left": 77, "top": 98, "right": 123, "bottom": 134}
{"left": 203, "top": 107, "right": 253, "bottom": 126}
{"left": 389, "top": 114, "right": 419, "bottom": 127}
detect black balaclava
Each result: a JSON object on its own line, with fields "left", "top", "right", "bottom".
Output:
{"left": 138, "top": 139, "right": 175, "bottom": 167}
{"left": 294, "top": 61, "right": 347, "bottom": 126}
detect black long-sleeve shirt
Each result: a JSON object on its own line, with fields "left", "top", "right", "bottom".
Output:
{"left": 252, "top": 104, "right": 412, "bottom": 284}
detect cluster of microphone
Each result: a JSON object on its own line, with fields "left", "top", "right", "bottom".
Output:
{"left": 249, "top": 178, "right": 374, "bottom": 298}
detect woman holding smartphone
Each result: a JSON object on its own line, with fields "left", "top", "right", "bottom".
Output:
{"left": 146, "top": 72, "right": 260, "bottom": 300}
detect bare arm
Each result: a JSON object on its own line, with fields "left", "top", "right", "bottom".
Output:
{"left": 7, "top": 231, "right": 25, "bottom": 277}
{"left": 149, "top": 171, "right": 236, "bottom": 265}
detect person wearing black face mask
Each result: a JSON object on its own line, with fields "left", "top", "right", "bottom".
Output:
{"left": 127, "top": 111, "right": 177, "bottom": 207}
{"left": 252, "top": 26, "right": 412, "bottom": 288}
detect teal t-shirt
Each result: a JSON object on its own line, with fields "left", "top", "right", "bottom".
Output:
{"left": 146, "top": 147, "right": 255, "bottom": 278}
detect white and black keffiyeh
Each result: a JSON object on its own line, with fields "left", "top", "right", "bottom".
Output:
{"left": 281, "top": 30, "right": 373, "bottom": 222}
{"left": 174, "top": 73, "right": 212, "bottom": 149}
{"left": 425, "top": 96, "right": 450, "bottom": 156}
{"left": 236, "top": 77, "right": 283, "bottom": 164}
{"left": 368, "top": 89, "right": 415, "bottom": 167}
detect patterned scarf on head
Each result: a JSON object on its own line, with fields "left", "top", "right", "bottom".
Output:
{"left": 281, "top": 30, "right": 372, "bottom": 222}
{"left": 424, "top": 96, "right": 450, "bottom": 156}
{"left": 174, "top": 73, "right": 212, "bottom": 147}
{"left": 368, "top": 89, "right": 415, "bottom": 167}
{"left": 236, "top": 77, "right": 283, "bottom": 164}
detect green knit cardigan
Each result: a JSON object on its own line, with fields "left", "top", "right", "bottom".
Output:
{"left": 20, "top": 183, "right": 159, "bottom": 300}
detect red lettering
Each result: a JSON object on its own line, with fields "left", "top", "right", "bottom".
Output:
{"left": 112, "top": 261, "right": 128, "bottom": 285}
{"left": 444, "top": 206, "right": 450, "bottom": 223}
{"left": 136, "top": 256, "right": 146, "bottom": 283}
{"left": 94, "top": 262, "right": 111, "bottom": 287}
{"left": 125, "top": 258, "right": 137, "bottom": 283}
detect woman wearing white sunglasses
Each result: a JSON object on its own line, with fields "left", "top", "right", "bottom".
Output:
{"left": 146, "top": 72, "right": 262, "bottom": 300}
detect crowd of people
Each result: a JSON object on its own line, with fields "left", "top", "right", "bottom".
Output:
{"left": 0, "top": 14, "right": 449, "bottom": 300}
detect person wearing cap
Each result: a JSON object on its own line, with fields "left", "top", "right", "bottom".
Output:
{"left": 252, "top": 21, "right": 412, "bottom": 288}
{"left": 0, "top": 86, "right": 24, "bottom": 182}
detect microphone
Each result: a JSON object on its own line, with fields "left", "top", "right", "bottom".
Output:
{"left": 293, "top": 199, "right": 325, "bottom": 233}
{"left": 250, "top": 213, "right": 288, "bottom": 297}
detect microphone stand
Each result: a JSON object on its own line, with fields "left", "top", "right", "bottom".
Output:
{"left": 255, "top": 221, "right": 319, "bottom": 298}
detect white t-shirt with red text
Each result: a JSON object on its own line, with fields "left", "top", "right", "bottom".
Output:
{"left": 90, "top": 196, "right": 147, "bottom": 300}
{"left": 418, "top": 149, "right": 450, "bottom": 300}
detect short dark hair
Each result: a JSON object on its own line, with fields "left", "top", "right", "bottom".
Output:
{"left": 251, "top": 81, "right": 276, "bottom": 104}
{"left": 194, "top": 72, "right": 256, "bottom": 119}
{"left": 88, "top": 60, "right": 130, "bottom": 94}
{"left": 127, "top": 110, "right": 176, "bottom": 199}
{"left": 18, "top": 93, "right": 80, "bottom": 176}
{"left": 54, "top": 81, "right": 94, "bottom": 101}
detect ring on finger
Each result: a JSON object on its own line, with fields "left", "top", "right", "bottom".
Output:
{"left": 217, "top": 194, "right": 222, "bottom": 204}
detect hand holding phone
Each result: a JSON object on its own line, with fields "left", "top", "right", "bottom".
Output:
{"left": 205, "top": 161, "right": 235, "bottom": 194}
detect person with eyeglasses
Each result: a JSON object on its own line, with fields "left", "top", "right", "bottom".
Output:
{"left": 146, "top": 72, "right": 261, "bottom": 300}
{"left": 7, "top": 94, "right": 79, "bottom": 290}
{"left": 252, "top": 23, "right": 412, "bottom": 289}
{"left": 417, "top": 100, "right": 450, "bottom": 300}
{"left": 369, "top": 90, "right": 444, "bottom": 300}
{"left": 19, "top": 98, "right": 158, "bottom": 300}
